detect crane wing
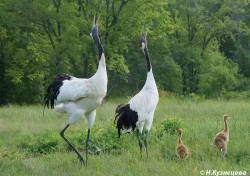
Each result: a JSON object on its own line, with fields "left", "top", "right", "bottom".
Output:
{"left": 57, "top": 78, "right": 94, "bottom": 102}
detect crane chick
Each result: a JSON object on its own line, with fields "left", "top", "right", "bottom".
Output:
{"left": 176, "top": 128, "right": 189, "bottom": 159}
{"left": 213, "top": 114, "right": 230, "bottom": 161}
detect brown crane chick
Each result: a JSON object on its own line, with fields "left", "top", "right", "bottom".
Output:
{"left": 213, "top": 114, "right": 230, "bottom": 161}
{"left": 176, "top": 128, "right": 189, "bottom": 159}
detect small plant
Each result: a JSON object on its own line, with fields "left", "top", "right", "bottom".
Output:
{"left": 67, "top": 125, "right": 133, "bottom": 155}
{"left": 189, "top": 93, "right": 205, "bottom": 102}
{"left": 160, "top": 118, "right": 183, "bottom": 135}
{"left": 89, "top": 125, "right": 132, "bottom": 154}
{"left": 17, "top": 132, "right": 61, "bottom": 156}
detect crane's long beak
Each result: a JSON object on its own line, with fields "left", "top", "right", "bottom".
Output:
{"left": 145, "top": 28, "right": 149, "bottom": 36}
{"left": 92, "top": 16, "right": 99, "bottom": 28}
{"left": 93, "top": 16, "right": 95, "bottom": 26}
{"left": 90, "top": 16, "right": 98, "bottom": 38}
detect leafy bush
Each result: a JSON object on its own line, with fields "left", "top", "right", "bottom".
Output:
{"left": 69, "top": 125, "right": 128, "bottom": 155}
{"left": 86, "top": 125, "right": 135, "bottom": 154}
{"left": 17, "top": 132, "right": 61, "bottom": 155}
{"left": 16, "top": 126, "right": 134, "bottom": 157}
{"left": 188, "top": 93, "right": 205, "bottom": 102}
{"left": 160, "top": 118, "right": 183, "bottom": 135}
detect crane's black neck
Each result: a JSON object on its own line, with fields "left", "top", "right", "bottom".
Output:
{"left": 93, "top": 35, "right": 104, "bottom": 60}
{"left": 143, "top": 47, "right": 151, "bottom": 72}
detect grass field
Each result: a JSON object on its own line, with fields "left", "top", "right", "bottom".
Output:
{"left": 0, "top": 97, "right": 250, "bottom": 176}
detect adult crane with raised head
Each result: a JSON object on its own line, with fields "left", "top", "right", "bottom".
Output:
{"left": 44, "top": 17, "right": 107, "bottom": 165}
{"left": 115, "top": 30, "right": 159, "bottom": 158}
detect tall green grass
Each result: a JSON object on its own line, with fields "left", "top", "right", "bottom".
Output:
{"left": 0, "top": 97, "right": 250, "bottom": 176}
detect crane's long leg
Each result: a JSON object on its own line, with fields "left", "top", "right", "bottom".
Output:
{"left": 85, "top": 129, "right": 90, "bottom": 165}
{"left": 221, "top": 147, "right": 226, "bottom": 162}
{"left": 221, "top": 155, "right": 224, "bottom": 161}
{"left": 60, "top": 124, "right": 85, "bottom": 164}
{"left": 137, "top": 129, "right": 143, "bottom": 158}
{"left": 144, "top": 130, "right": 149, "bottom": 159}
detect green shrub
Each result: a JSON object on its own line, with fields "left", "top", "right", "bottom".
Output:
{"left": 69, "top": 126, "right": 123, "bottom": 154}
{"left": 188, "top": 93, "right": 205, "bottom": 102}
{"left": 160, "top": 118, "right": 183, "bottom": 135}
{"left": 17, "top": 132, "right": 61, "bottom": 155}
{"left": 86, "top": 125, "right": 134, "bottom": 154}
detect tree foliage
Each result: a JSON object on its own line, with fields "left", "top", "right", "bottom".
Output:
{"left": 0, "top": 0, "right": 250, "bottom": 104}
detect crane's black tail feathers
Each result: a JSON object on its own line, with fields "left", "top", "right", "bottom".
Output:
{"left": 43, "top": 74, "right": 72, "bottom": 114}
{"left": 114, "top": 104, "right": 138, "bottom": 137}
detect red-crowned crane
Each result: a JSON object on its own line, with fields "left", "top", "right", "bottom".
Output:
{"left": 43, "top": 17, "right": 107, "bottom": 165}
{"left": 114, "top": 31, "right": 159, "bottom": 158}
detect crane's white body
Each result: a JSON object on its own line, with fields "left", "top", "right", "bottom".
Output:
{"left": 55, "top": 54, "right": 107, "bottom": 126}
{"left": 129, "top": 69, "right": 159, "bottom": 133}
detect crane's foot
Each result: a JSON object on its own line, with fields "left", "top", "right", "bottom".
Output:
{"left": 78, "top": 154, "right": 85, "bottom": 165}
